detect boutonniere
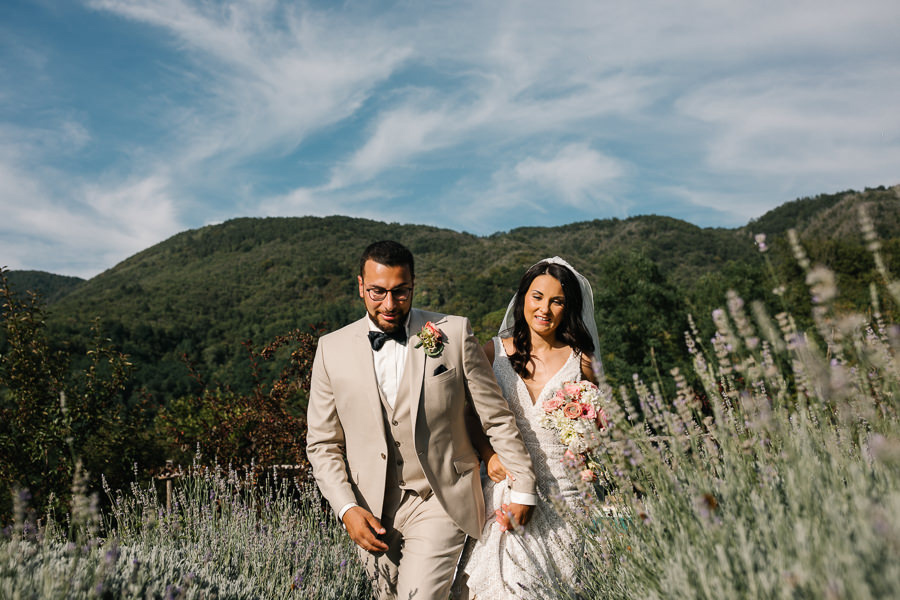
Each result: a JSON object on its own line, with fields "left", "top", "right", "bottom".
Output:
{"left": 415, "top": 321, "right": 444, "bottom": 358}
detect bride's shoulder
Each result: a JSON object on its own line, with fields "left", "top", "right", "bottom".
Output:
{"left": 481, "top": 337, "right": 512, "bottom": 364}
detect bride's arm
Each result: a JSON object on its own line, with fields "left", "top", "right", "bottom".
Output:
{"left": 581, "top": 352, "right": 599, "bottom": 384}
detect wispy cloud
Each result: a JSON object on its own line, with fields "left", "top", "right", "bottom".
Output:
{"left": 678, "top": 67, "right": 900, "bottom": 179}
{"left": 2, "top": 0, "right": 898, "bottom": 275}
{"left": 513, "top": 144, "right": 626, "bottom": 208}
{"left": 0, "top": 125, "right": 180, "bottom": 278}
{"left": 86, "top": 0, "right": 411, "bottom": 168}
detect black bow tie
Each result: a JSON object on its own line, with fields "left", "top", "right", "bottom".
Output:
{"left": 368, "top": 330, "right": 407, "bottom": 351}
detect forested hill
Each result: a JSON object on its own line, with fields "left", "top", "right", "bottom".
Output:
{"left": 5, "top": 270, "right": 84, "bottom": 303}
{"left": 746, "top": 185, "right": 900, "bottom": 238}
{"left": 8, "top": 184, "right": 900, "bottom": 399}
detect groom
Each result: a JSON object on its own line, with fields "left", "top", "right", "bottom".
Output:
{"left": 307, "top": 240, "right": 536, "bottom": 599}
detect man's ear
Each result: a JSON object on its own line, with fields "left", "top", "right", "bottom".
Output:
{"left": 358, "top": 275, "right": 365, "bottom": 298}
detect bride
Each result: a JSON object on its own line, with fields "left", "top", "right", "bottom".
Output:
{"left": 458, "top": 257, "right": 602, "bottom": 599}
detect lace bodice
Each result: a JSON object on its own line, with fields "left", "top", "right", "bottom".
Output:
{"left": 460, "top": 337, "right": 585, "bottom": 599}
{"left": 491, "top": 337, "right": 583, "bottom": 503}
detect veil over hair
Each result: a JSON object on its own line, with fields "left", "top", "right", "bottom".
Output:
{"left": 499, "top": 256, "right": 603, "bottom": 377}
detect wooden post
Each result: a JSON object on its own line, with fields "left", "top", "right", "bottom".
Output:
{"left": 166, "top": 460, "right": 173, "bottom": 513}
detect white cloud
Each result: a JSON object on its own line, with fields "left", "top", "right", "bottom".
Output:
{"left": 677, "top": 65, "right": 900, "bottom": 196}
{"left": 6, "top": 0, "right": 900, "bottom": 275}
{"left": 514, "top": 144, "right": 625, "bottom": 208}
{"left": 444, "top": 144, "right": 630, "bottom": 233}
{"left": 0, "top": 154, "right": 181, "bottom": 277}
{"left": 329, "top": 106, "right": 448, "bottom": 189}
{"left": 660, "top": 185, "right": 778, "bottom": 225}
{"left": 86, "top": 0, "right": 411, "bottom": 170}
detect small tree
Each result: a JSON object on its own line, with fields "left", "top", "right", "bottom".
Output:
{"left": 0, "top": 267, "right": 145, "bottom": 522}
{"left": 155, "top": 328, "right": 320, "bottom": 475}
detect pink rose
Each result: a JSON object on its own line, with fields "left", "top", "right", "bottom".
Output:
{"left": 563, "top": 402, "right": 583, "bottom": 419}
{"left": 564, "top": 449, "right": 577, "bottom": 461}
{"left": 581, "top": 403, "right": 596, "bottom": 420}
{"left": 580, "top": 469, "right": 595, "bottom": 482}
{"left": 542, "top": 397, "right": 564, "bottom": 413}
{"left": 424, "top": 321, "right": 442, "bottom": 339}
{"left": 563, "top": 382, "right": 582, "bottom": 397}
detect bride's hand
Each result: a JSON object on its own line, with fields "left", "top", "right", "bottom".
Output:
{"left": 495, "top": 502, "right": 532, "bottom": 531}
{"left": 485, "top": 452, "right": 508, "bottom": 483}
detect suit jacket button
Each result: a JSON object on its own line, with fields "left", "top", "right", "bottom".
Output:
{"left": 380, "top": 453, "right": 386, "bottom": 459}
{"left": 392, "top": 420, "right": 399, "bottom": 426}
{"left": 395, "top": 441, "right": 401, "bottom": 447}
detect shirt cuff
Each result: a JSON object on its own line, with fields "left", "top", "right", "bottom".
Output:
{"left": 337, "top": 502, "right": 358, "bottom": 522}
{"left": 509, "top": 490, "right": 537, "bottom": 505}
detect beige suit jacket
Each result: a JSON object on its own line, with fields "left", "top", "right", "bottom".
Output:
{"left": 306, "top": 308, "right": 536, "bottom": 538}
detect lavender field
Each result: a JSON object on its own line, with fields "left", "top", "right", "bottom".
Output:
{"left": 3, "top": 211, "right": 900, "bottom": 599}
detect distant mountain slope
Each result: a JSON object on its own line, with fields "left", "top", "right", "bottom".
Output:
{"left": 745, "top": 185, "right": 900, "bottom": 239}
{"left": 30, "top": 185, "right": 899, "bottom": 400}
{"left": 4, "top": 270, "right": 85, "bottom": 303}
{"left": 49, "top": 213, "right": 756, "bottom": 338}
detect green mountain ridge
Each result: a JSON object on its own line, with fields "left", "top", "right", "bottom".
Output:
{"left": 6, "top": 185, "right": 900, "bottom": 400}
{"left": 5, "top": 270, "right": 85, "bottom": 303}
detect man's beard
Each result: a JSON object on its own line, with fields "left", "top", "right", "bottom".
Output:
{"left": 370, "top": 308, "right": 407, "bottom": 333}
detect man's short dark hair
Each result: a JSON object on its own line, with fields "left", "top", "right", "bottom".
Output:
{"left": 359, "top": 240, "right": 415, "bottom": 279}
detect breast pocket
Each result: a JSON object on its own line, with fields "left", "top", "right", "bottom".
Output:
{"left": 427, "top": 366, "right": 458, "bottom": 385}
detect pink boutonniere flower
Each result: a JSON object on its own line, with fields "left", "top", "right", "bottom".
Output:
{"left": 415, "top": 321, "right": 444, "bottom": 357}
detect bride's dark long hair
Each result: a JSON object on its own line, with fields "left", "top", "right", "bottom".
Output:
{"left": 507, "top": 261, "right": 595, "bottom": 379}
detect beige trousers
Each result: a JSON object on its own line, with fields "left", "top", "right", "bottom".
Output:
{"left": 358, "top": 490, "right": 467, "bottom": 600}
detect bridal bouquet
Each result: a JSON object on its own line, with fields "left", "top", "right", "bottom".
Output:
{"left": 540, "top": 380, "right": 608, "bottom": 455}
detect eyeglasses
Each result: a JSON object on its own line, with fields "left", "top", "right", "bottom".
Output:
{"left": 365, "top": 285, "right": 413, "bottom": 302}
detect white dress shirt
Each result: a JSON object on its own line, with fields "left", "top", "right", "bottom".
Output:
{"left": 367, "top": 316, "right": 409, "bottom": 410}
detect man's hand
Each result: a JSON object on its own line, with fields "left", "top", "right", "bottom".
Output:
{"left": 485, "top": 451, "right": 508, "bottom": 483}
{"left": 342, "top": 506, "right": 389, "bottom": 552}
{"left": 494, "top": 502, "right": 533, "bottom": 531}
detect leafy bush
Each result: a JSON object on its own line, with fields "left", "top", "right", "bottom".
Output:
{"left": 154, "top": 328, "right": 319, "bottom": 474}
{"left": 0, "top": 268, "right": 156, "bottom": 523}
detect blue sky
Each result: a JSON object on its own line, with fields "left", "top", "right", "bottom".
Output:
{"left": 2, "top": 0, "right": 898, "bottom": 278}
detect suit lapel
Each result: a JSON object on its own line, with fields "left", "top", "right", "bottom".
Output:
{"left": 402, "top": 309, "right": 427, "bottom": 427}
{"left": 349, "top": 317, "right": 387, "bottom": 429}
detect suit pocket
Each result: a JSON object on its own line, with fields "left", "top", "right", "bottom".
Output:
{"left": 428, "top": 366, "right": 457, "bottom": 384}
{"left": 453, "top": 454, "right": 479, "bottom": 475}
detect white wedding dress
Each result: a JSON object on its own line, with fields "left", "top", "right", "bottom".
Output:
{"left": 461, "top": 337, "right": 586, "bottom": 599}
